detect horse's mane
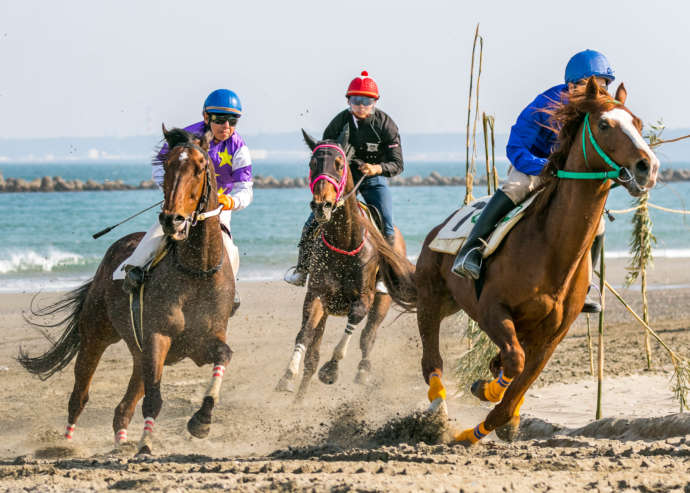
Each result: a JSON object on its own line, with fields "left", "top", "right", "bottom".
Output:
{"left": 525, "top": 82, "right": 620, "bottom": 219}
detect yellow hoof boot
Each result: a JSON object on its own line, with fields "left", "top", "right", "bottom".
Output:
{"left": 454, "top": 422, "right": 489, "bottom": 446}
{"left": 427, "top": 372, "right": 447, "bottom": 403}
{"left": 483, "top": 371, "right": 513, "bottom": 402}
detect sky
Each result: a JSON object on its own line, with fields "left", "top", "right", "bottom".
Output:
{"left": 0, "top": 0, "right": 687, "bottom": 139}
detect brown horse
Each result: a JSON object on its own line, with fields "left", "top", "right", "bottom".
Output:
{"left": 275, "top": 129, "right": 416, "bottom": 398}
{"left": 416, "top": 79, "right": 659, "bottom": 444}
{"left": 19, "top": 127, "right": 235, "bottom": 454}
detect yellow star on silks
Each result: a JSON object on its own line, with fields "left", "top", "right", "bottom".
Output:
{"left": 218, "top": 186, "right": 227, "bottom": 195}
{"left": 218, "top": 148, "right": 233, "bottom": 168}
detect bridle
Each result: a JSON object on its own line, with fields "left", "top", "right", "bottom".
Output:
{"left": 166, "top": 142, "right": 224, "bottom": 276}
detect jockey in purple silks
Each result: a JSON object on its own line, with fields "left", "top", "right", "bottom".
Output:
{"left": 114, "top": 89, "right": 253, "bottom": 309}
{"left": 452, "top": 50, "right": 617, "bottom": 313}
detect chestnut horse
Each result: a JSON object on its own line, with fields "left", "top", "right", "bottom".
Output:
{"left": 276, "top": 129, "right": 416, "bottom": 398}
{"left": 416, "top": 79, "right": 659, "bottom": 444}
{"left": 19, "top": 128, "right": 235, "bottom": 454}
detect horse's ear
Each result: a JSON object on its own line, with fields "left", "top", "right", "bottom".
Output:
{"left": 585, "top": 77, "right": 599, "bottom": 99}
{"left": 337, "top": 124, "right": 350, "bottom": 149}
{"left": 196, "top": 131, "right": 210, "bottom": 151}
{"left": 301, "top": 128, "right": 318, "bottom": 151}
{"left": 162, "top": 123, "right": 170, "bottom": 139}
{"left": 614, "top": 83, "right": 627, "bottom": 105}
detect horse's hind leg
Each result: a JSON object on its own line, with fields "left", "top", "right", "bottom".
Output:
{"left": 187, "top": 339, "right": 233, "bottom": 439}
{"left": 137, "top": 332, "right": 171, "bottom": 455}
{"left": 354, "top": 293, "right": 391, "bottom": 385}
{"left": 112, "top": 357, "right": 144, "bottom": 446}
{"left": 65, "top": 333, "right": 111, "bottom": 441}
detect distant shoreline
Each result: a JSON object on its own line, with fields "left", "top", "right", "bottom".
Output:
{"left": 1, "top": 168, "right": 690, "bottom": 192}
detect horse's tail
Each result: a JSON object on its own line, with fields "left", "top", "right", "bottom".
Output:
{"left": 359, "top": 218, "right": 417, "bottom": 311}
{"left": 18, "top": 281, "right": 92, "bottom": 381}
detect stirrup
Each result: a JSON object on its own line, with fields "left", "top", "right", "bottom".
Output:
{"left": 451, "top": 246, "right": 482, "bottom": 279}
{"left": 582, "top": 284, "right": 602, "bottom": 313}
{"left": 122, "top": 266, "right": 145, "bottom": 294}
{"left": 284, "top": 266, "right": 307, "bottom": 286}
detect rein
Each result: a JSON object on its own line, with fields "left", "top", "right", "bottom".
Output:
{"left": 556, "top": 113, "right": 624, "bottom": 181}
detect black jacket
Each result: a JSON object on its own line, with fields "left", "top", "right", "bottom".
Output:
{"left": 322, "top": 109, "right": 404, "bottom": 184}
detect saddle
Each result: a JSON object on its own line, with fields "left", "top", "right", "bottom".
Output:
{"left": 358, "top": 201, "right": 384, "bottom": 234}
{"left": 428, "top": 191, "right": 541, "bottom": 257}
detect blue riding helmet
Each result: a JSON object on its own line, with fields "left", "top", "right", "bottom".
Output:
{"left": 564, "top": 50, "right": 615, "bottom": 84}
{"left": 203, "top": 89, "right": 242, "bottom": 116}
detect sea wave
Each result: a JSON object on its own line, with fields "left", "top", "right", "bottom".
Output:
{"left": 605, "top": 249, "right": 690, "bottom": 259}
{"left": 0, "top": 249, "right": 89, "bottom": 274}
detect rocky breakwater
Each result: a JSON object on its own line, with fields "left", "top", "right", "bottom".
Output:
{"left": 1, "top": 168, "right": 689, "bottom": 193}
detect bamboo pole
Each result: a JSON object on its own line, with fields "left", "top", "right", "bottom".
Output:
{"left": 596, "top": 236, "right": 605, "bottom": 420}
{"left": 464, "top": 24, "right": 480, "bottom": 205}
{"left": 469, "top": 36, "right": 484, "bottom": 198}
{"left": 488, "top": 116, "right": 498, "bottom": 192}
{"left": 586, "top": 314, "right": 594, "bottom": 376}
{"left": 483, "top": 113, "right": 491, "bottom": 195}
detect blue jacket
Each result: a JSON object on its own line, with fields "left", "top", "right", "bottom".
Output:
{"left": 506, "top": 84, "right": 567, "bottom": 176}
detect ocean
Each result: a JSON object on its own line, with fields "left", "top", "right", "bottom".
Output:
{"left": 1, "top": 161, "right": 690, "bottom": 293}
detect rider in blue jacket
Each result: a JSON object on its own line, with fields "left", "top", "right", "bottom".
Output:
{"left": 452, "top": 50, "right": 616, "bottom": 313}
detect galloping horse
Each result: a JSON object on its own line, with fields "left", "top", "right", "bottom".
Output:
{"left": 19, "top": 127, "right": 236, "bottom": 454}
{"left": 276, "top": 129, "right": 416, "bottom": 398}
{"left": 416, "top": 79, "right": 659, "bottom": 444}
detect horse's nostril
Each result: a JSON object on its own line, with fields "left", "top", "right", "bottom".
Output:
{"left": 173, "top": 215, "right": 186, "bottom": 226}
{"left": 636, "top": 159, "right": 649, "bottom": 174}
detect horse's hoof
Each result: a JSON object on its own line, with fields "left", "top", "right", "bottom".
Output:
{"left": 495, "top": 416, "right": 521, "bottom": 442}
{"left": 136, "top": 445, "right": 152, "bottom": 456}
{"left": 275, "top": 374, "right": 296, "bottom": 393}
{"left": 470, "top": 380, "right": 490, "bottom": 402}
{"left": 187, "top": 411, "right": 211, "bottom": 439}
{"left": 318, "top": 360, "right": 339, "bottom": 385}
{"left": 354, "top": 369, "right": 370, "bottom": 385}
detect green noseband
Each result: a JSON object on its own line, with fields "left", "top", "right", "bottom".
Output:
{"left": 556, "top": 113, "right": 622, "bottom": 181}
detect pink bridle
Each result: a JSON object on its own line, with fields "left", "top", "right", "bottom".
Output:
{"left": 309, "top": 144, "right": 348, "bottom": 203}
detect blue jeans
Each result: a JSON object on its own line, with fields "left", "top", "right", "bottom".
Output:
{"left": 302, "top": 176, "right": 395, "bottom": 239}
{"left": 358, "top": 176, "right": 395, "bottom": 238}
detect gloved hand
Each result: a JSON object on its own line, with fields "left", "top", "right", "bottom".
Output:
{"left": 218, "top": 193, "right": 234, "bottom": 210}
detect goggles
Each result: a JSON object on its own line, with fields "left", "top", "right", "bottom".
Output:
{"left": 209, "top": 113, "right": 239, "bottom": 126}
{"left": 349, "top": 95, "right": 376, "bottom": 107}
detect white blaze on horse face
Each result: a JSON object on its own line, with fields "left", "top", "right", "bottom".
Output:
{"left": 602, "top": 108, "right": 660, "bottom": 178}
{"left": 179, "top": 150, "right": 188, "bottom": 163}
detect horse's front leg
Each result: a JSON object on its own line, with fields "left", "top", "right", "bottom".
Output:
{"left": 455, "top": 307, "right": 526, "bottom": 445}
{"left": 318, "top": 297, "right": 369, "bottom": 385}
{"left": 137, "top": 332, "right": 171, "bottom": 455}
{"left": 276, "top": 293, "right": 325, "bottom": 394}
{"left": 355, "top": 292, "right": 391, "bottom": 385}
{"left": 112, "top": 356, "right": 144, "bottom": 448}
{"left": 187, "top": 337, "right": 233, "bottom": 439}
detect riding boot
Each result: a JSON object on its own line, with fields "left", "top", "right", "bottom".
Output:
{"left": 451, "top": 190, "right": 516, "bottom": 280}
{"left": 121, "top": 266, "right": 146, "bottom": 295}
{"left": 582, "top": 233, "right": 604, "bottom": 313}
{"left": 284, "top": 216, "right": 318, "bottom": 286}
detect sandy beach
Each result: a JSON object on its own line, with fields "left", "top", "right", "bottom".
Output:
{"left": 1, "top": 257, "right": 690, "bottom": 491}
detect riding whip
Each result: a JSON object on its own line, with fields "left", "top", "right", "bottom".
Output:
{"left": 92, "top": 200, "right": 164, "bottom": 239}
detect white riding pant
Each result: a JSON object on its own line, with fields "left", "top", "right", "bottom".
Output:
{"left": 113, "top": 210, "right": 239, "bottom": 279}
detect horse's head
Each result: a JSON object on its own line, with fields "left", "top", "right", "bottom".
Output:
{"left": 158, "top": 125, "right": 214, "bottom": 241}
{"left": 302, "top": 125, "right": 353, "bottom": 223}
{"left": 550, "top": 78, "right": 659, "bottom": 196}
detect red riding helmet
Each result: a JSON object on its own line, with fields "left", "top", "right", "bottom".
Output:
{"left": 346, "top": 70, "right": 380, "bottom": 99}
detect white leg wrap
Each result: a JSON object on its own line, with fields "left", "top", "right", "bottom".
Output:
{"left": 115, "top": 429, "right": 128, "bottom": 444}
{"left": 333, "top": 325, "right": 355, "bottom": 361}
{"left": 204, "top": 365, "right": 226, "bottom": 402}
{"left": 113, "top": 223, "right": 165, "bottom": 280}
{"left": 288, "top": 344, "right": 306, "bottom": 375}
{"left": 64, "top": 424, "right": 76, "bottom": 440}
{"left": 138, "top": 417, "right": 155, "bottom": 451}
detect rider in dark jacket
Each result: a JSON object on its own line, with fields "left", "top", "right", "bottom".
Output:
{"left": 285, "top": 71, "right": 404, "bottom": 286}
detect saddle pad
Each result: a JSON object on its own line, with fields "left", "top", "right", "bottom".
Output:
{"left": 428, "top": 192, "right": 540, "bottom": 257}
{"left": 357, "top": 201, "right": 381, "bottom": 235}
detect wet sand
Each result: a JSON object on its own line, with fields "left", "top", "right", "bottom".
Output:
{"left": 1, "top": 258, "right": 690, "bottom": 491}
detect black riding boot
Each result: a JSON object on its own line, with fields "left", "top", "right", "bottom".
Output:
{"left": 451, "top": 190, "right": 516, "bottom": 279}
{"left": 582, "top": 233, "right": 604, "bottom": 313}
{"left": 284, "top": 215, "right": 318, "bottom": 286}
{"left": 121, "top": 266, "right": 146, "bottom": 294}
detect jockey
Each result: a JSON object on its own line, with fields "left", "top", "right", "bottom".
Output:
{"left": 452, "top": 50, "right": 615, "bottom": 313}
{"left": 284, "top": 70, "right": 404, "bottom": 286}
{"left": 116, "top": 89, "right": 253, "bottom": 306}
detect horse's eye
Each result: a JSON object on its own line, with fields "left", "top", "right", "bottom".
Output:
{"left": 598, "top": 119, "right": 610, "bottom": 131}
